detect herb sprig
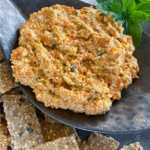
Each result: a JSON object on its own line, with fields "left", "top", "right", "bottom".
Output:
{"left": 96, "top": 0, "right": 150, "bottom": 50}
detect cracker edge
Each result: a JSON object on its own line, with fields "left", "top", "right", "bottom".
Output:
{"left": 2, "top": 94, "right": 44, "bottom": 150}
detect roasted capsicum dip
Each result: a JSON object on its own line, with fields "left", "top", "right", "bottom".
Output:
{"left": 11, "top": 5, "right": 139, "bottom": 115}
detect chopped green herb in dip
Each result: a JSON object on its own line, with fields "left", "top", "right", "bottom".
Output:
{"left": 75, "top": 12, "right": 78, "bottom": 15}
{"left": 52, "top": 43, "right": 57, "bottom": 48}
{"left": 70, "top": 66, "right": 76, "bottom": 72}
{"left": 101, "top": 68, "right": 106, "bottom": 71}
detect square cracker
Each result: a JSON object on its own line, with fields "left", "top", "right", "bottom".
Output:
{"left": 31, "top": 134, "right": 79, "bottom": 150}
{"left": 120, "top": 142, "right": 143, "bottom": 150}
{"left": 0, "top": 124, "right": 11, "bottom": 149}
{"left": 0, "top": 146, "right": 7, "bottom": 150}
{"left": 44, "top": 113, "right": 60, "bottom": 124}
{"left": 39, "top": 120, "right": 80, "bottom": 144}
{"left": 39, "top": 120, "right": 70, "bottom": 142}
{"left": 2, "top": 94, "right": 44, "bottom": 150}
{"left": 0, "top": 93, "right": 3, "bottom": 102}
{"left": 0, "top": 87, "right": 22, "bottom": 103}
{"left": 0, "top": 61, "right": 15, "bottom": 93}
{"left": 67, "top": 127, "right": 81, "bottom": 146}
{"left": 37, "top": 108, "right": 81, "bottom": 145}
{"left": 36, "top": 108, "right": 60, "bottom": 124}
{"left": 0, "top": 48, "right": 4, "bottom": 61}
{"left": 80, "top": 132, "right": 119, "bottom": 150}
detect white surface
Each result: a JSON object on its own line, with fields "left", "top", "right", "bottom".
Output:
{"left": 80, "top": 0, "right": 98, "bottom": 5}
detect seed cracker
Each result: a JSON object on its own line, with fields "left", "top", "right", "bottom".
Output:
{"left": 0, "top": 94, "right": 3, "bottom": 103}
{"left": 80, "top": 132, "right": 119, "bottom": 150}
{"left": 0, "top": 61, "right": 15, "bottom": 93}
{"left": 0, "top": 87, "right": 22, "bottom": 103}
{"left": 36, "top": 107, "right": 81, "bottom": 145}
{"left": 2, "top": 94, "right": 44, "bottom": 150}
{"left": 44, "top": 114, "right": 60, "bottom": 124}
{"left": 0, "top": 93, "right": 2, "bottom": 100}
{"left": 67, "top": 127, "right": 81, "bottom": 146}
{"left": 0, "top": 114, "right": 3, "bottom": 124}
{"left": 0, "top": 48, "right": 4, "bottom": 61}
{"left": 5, "top": 87, "right": 22, "bottom": 95}
{"left": 36, "top": 108, "right": 60, "bottom": 124}
{"left": 39, "top": 120, "right": 72, "bottom": 142}
{"left": 120, "top": 142, "right": 143, "bottom": 150}
{"left": 0, "top": 124, "right": 11, "bottom": 149}
{"left": 31, "top": 134, "right": 79, "bottom": 150}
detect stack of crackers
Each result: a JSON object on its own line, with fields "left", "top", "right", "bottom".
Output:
{"left": 0, "top": 48, "right": 143, "bottom": 150}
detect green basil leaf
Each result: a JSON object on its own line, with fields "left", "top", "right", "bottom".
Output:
{"left": 96, "top": 0, "right": 123, "bottom": 15}
{"left": 127, "top": 0, "right": 136, "bottom": 13}
{"left": 135, "top": 0, "right": 150, "bottom": 4}
{"left": 122, "top": 0, "right": 136, "bottom": 13}
{"left": 96, "top": 0, "right": 117, "bottom": 4}
{"left": 121, "top": 11, "right": 130, "bottom": 21}
{"left": 135, "top": 2, "right": 150, "bottom": 12}
{"left": 112, "top": 12, "right": 126, "bottom": 25}
{"left": 143, "top": 10, "right": 150, "bottom": 15}
{"left": 135, "top": 0, "right": 139, "bottom": 3}
{"left": 96, "top": 0, "right": 108, "bottom": 3}
{"left": 130, "top": 11, "right": 150, "bottom": 23}
{"left": 127, "top": 22, "right": 142, "bottom": 50}
{"left": 122, "top": 0, "right": 131, "bottom": 11}
{"left": 116, "top": 19, "right": 125, "bottom": 25}
{"left": 111, "top": 0, "right": 124, "bottom": 14}
{"left": 113, "top": 13, "right": 122, "bottom": 20}
{"left": 123, "top": 21, "right": 129, "bottom": 34}
{"left": 96, "top": 2, "right": 110, "bottom": 14}
{"left": 96, "top": 1, "right": 116, "bottom": 15}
